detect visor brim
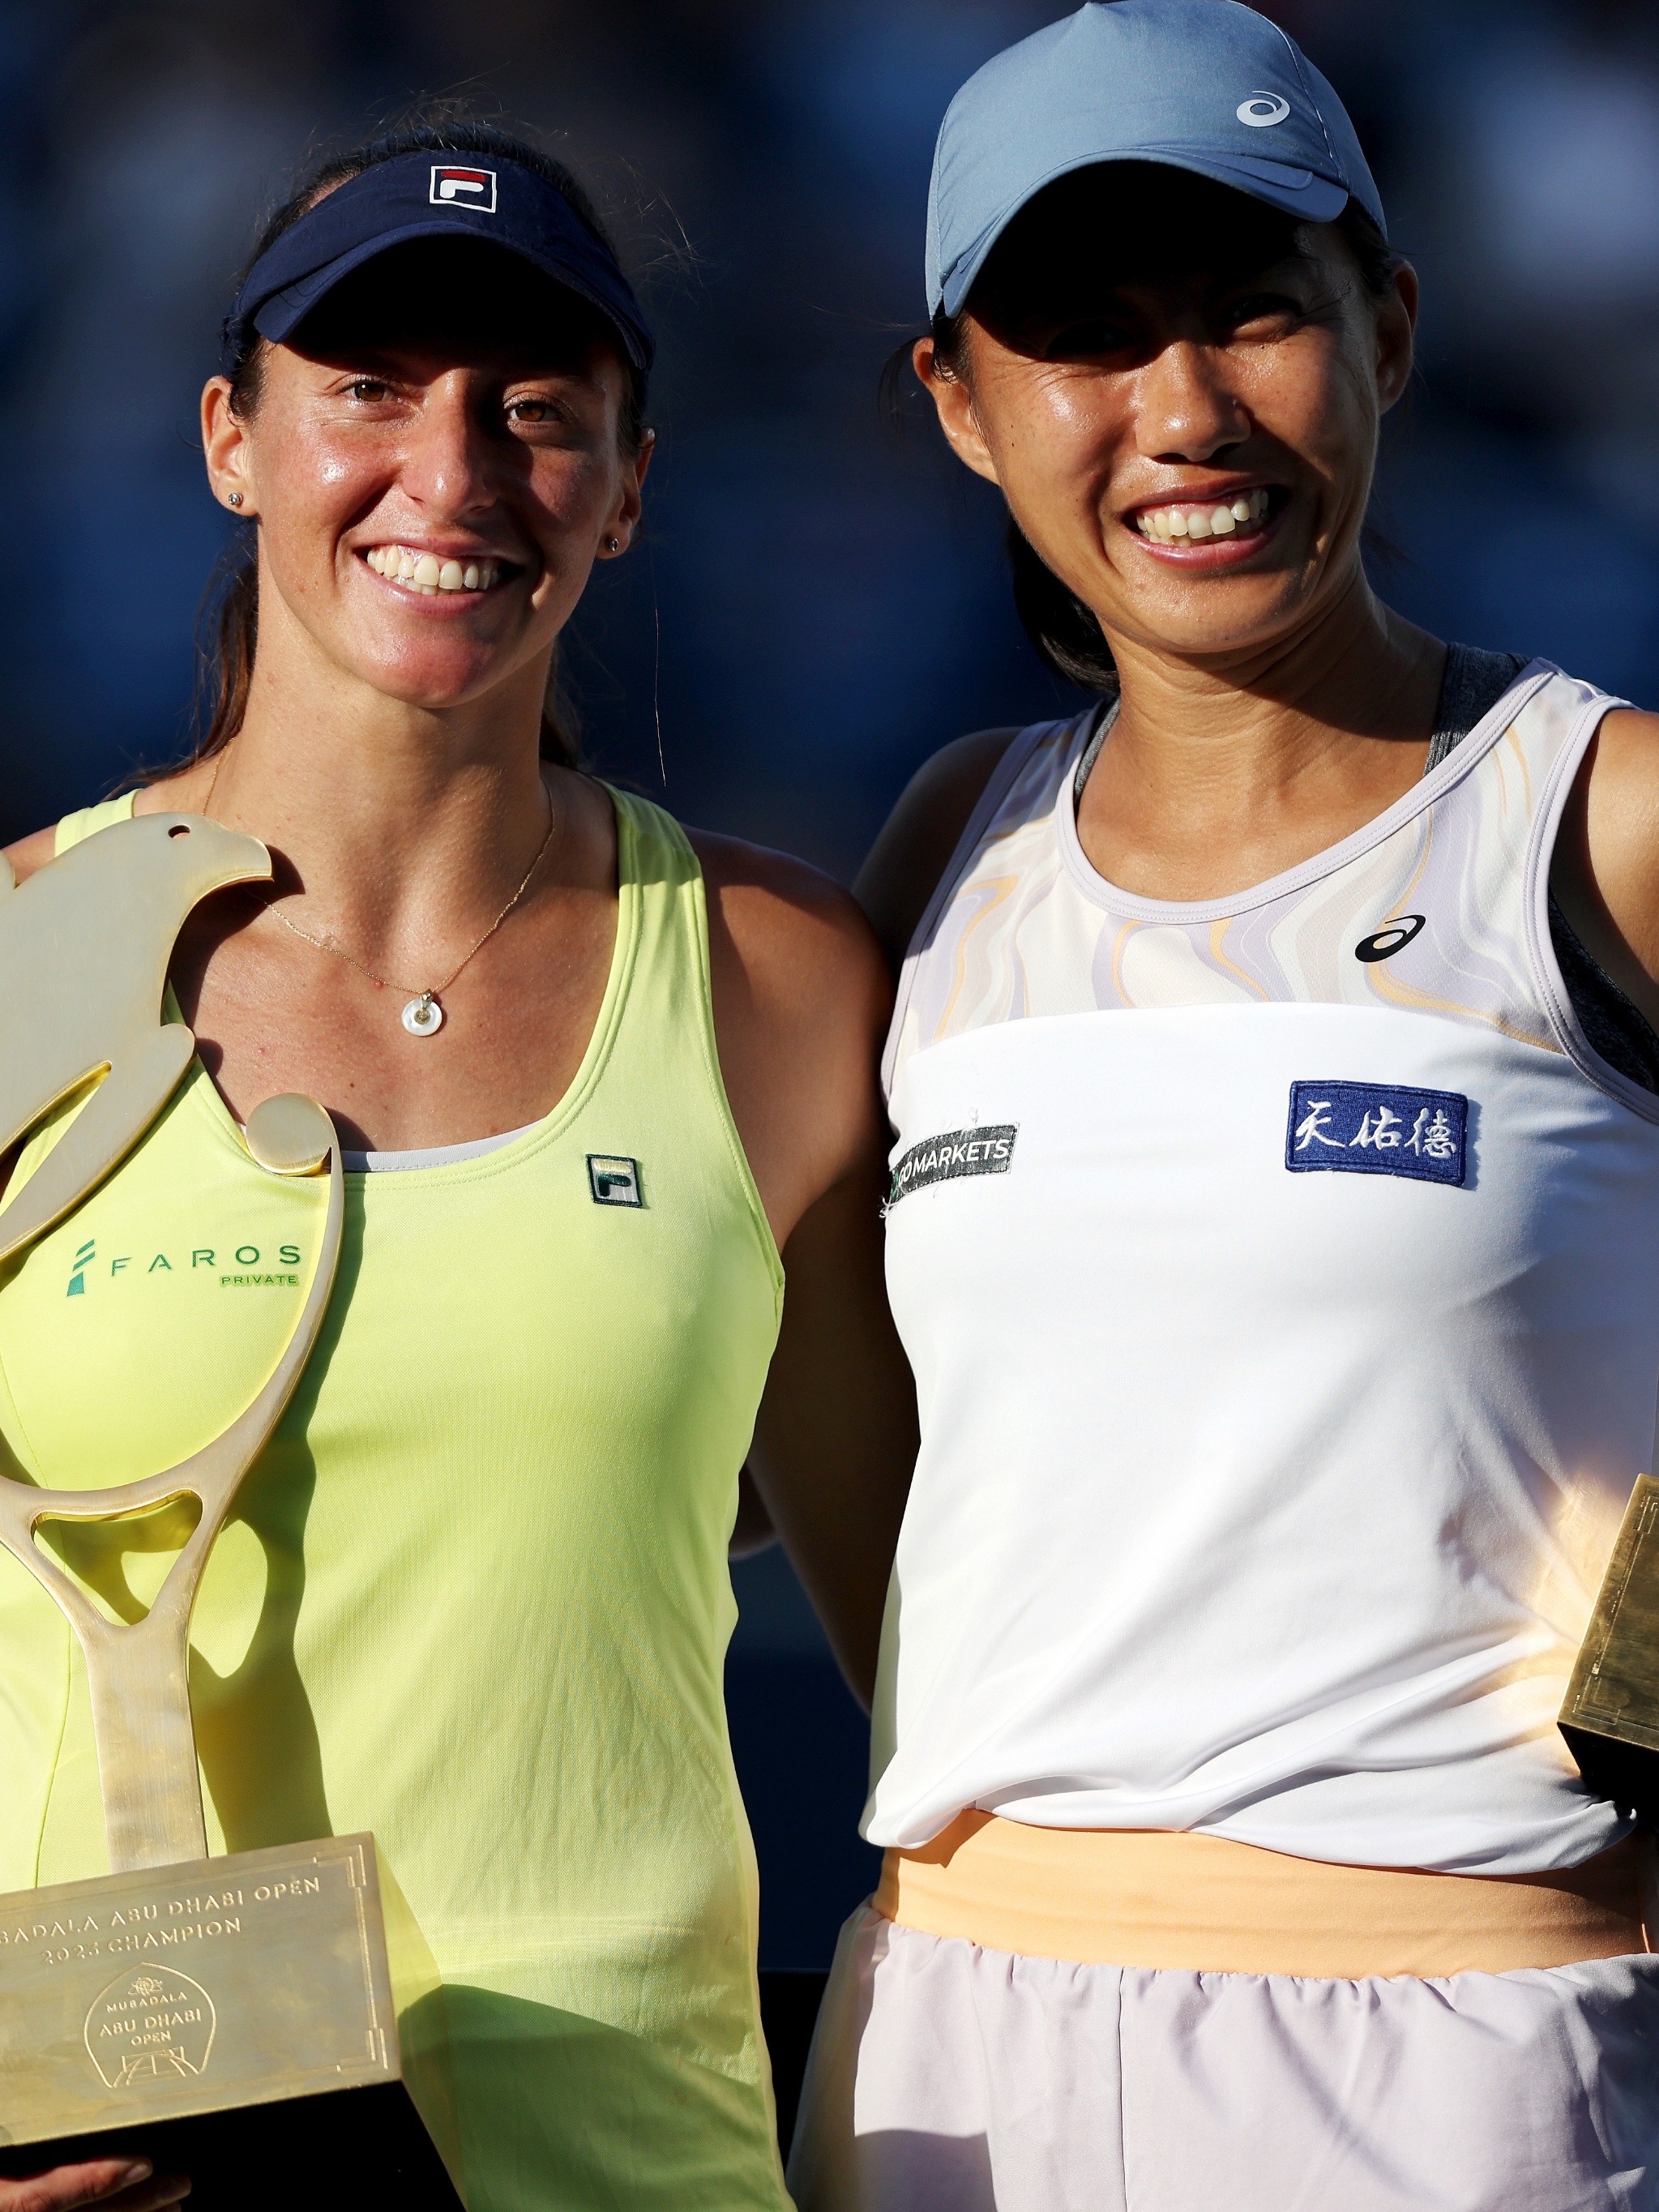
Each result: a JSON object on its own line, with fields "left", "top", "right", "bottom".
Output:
{"left": 935, "top": 150, "right": 1353, "bottom": 319}
{"left": 246, "top": 221, "right": 652, "bottom": 374}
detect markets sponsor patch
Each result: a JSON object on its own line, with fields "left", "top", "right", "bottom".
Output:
{"left": 885, "top": 1125, "right": 1017, "bottom": 1211}
{"left": 1285, "top": 1080, "right": 1467, "bottom": 1186}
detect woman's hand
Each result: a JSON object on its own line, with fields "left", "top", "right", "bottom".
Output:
{"left": 0, "top": 2159, "right": 187, "bottom": 2211}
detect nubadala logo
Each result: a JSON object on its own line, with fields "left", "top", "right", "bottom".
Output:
{"left": 430, "top": 164, "right": 497, "bottom": 212}
{"left": 85, "top": 1966, "right": 216, "bottom": 2091}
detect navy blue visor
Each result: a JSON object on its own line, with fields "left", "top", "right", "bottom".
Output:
{"left": 223, "top": 151, "right": 653, "bottom": 379}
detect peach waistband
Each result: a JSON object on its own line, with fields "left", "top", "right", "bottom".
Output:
{"left": 876, "top": 1812, "right": 1657, "bottom": 1979}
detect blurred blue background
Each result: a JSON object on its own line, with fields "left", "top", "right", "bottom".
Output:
{"left": 6, "top": 0, "right": 1658, "bottom": 1967}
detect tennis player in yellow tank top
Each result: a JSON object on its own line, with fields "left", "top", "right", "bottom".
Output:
{"left": 0, "top": 122, "right": 913, "bottom": 2212}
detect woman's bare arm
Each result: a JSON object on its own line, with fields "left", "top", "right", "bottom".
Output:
{"left": 1553, "top": 710, "right": 1659, "bottom": 1030}
{"left": 746, "top": 1148, "right": 917, "bottom": 1708}
{"left": 693, "top": 830, "right": 917, "bottom": 1703}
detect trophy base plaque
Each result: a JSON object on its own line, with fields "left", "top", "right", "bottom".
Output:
{"left": 1562, "top": 1474, "right": 1659, "bottom": 1827}
{"left": 0, "top": 1833, "right": 464, "bottom": 2210}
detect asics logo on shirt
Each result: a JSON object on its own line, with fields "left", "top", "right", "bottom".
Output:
{"left": 1355, "top": 914, "right": 1426, "bottom": 964}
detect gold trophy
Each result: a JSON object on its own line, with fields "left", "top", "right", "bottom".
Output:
{"left": 1561, "top": 1474, "right": 1659, "bottom": 1827}
{"left": 0, "top": 818, "right": 463, "bottom": 2205}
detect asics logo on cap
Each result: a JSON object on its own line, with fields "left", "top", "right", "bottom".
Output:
{"left": 1236, "top": 92, "right": 1291, "bottom": 128}
{"left": 430, "top": 165, "right": 497, "bottom": 211}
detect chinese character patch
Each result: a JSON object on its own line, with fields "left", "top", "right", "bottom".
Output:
{"left": 1285, "top": 1081, "right": 1467, "bottom": 1186}
{"left": 886, "top": 1125, "right": 1017, "bottom": 1210}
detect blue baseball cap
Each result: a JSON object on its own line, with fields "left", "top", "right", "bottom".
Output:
{"left": 927, "top": 1, "right": 1384, "bottom": 319}
{"left": 224, "top": 151, "right": 654, "bottom": 379}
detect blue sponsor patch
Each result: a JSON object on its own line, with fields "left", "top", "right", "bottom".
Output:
{"left": 1285, "top": 1080, "right": 1467, "bottom": 1185}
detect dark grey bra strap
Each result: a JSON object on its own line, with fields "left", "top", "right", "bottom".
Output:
{"left": 1072, "top": 683, "right": 1121, "bottom": 801}
{"left": 1420, "top": 644, "right": 1659, "bottom": 1088}
{"left": 1077, "top": 644, "right": 1528, "bottom": 803}
{"left": 1425, "top": 644, "right": 1530, "bottom": 772}
{"left": 1417, "top": 643, "right": 1659, "bottom": 1097}
{"left": 1068, "top": 637, "right": 1659, "bottom": 1082}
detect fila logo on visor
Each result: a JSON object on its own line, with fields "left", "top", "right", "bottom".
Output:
{"left": 430, "top": 165, "right": 497, "bottom": 212}
{"left": 1286, "top": 1080, "right": 1467, "bottom": 1186}
{"left": 1237, "top": 92, "right": 1291, "bottom": 126}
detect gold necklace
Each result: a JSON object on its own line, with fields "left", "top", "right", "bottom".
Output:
{"left": 266, "top": 793, "right": 555, "bottom": 1038}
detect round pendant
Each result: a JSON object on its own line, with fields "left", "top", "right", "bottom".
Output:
{"left": 401, "top": 994, "right": 443, "bottom": 1038}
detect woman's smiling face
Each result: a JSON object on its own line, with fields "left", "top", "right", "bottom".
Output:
{"left": 919, "top": 165, "right": 1417, "bottom": 665}
{"left": 202, "top": 238, "right": 649, "bottom": 714}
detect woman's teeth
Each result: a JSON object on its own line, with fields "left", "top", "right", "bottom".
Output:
{"left": 364, "top": 546, "right": 499, "bottom": 593}
{"left": 1135, "top": 488, "right": 1272, "bottom": 543}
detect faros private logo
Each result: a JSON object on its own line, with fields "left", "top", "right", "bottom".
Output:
{"left": 66, "top": 1236, "right": 306, "bottom": 1297}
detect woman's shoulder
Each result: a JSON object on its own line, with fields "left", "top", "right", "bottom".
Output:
{"left": 2, "top": 824, "right": 57, "bottom": 884}
{"left": 4, "top": 777, "right": 186, "bottom": 885}
{"left": 3, "top": 794, "right": 139, "bottom": 882}
{"left": 686, "top": 825, "right": 893, "bottom": 1249}
{"left": 853, "top": 726, "right": 1027, "bottom": 977}
{"left": 687, "top": 825, "right": 889, "bottom": 1032}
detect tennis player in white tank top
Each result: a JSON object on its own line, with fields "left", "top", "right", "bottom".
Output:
{"left": 790, "top": 8, "right": 1659, "bottom": 2208}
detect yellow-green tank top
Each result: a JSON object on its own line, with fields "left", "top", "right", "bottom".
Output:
{"left": 0, "top": 789, "right": 789, "bottom": 2211}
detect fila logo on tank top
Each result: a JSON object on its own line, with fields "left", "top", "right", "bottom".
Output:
{"left": 872, "top": 662, "right": 1659, "bottom": 1875}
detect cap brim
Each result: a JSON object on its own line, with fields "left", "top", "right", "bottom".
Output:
{"left": 936, "top": 149, "right": 1351, "bottom": 318}
{"left": 252, "top": 220, "right": 652, "bottom": 373}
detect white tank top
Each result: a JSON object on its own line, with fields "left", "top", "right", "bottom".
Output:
{"left": 870, "top": 661, "right": 1659, "bottom": 1874}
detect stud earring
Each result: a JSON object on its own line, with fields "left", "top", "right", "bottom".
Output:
{"left": 606, "top": 535, "right": 621, "bottom": 553}
{"left": 228, "top": 492, "right": 244, "bottom": 509}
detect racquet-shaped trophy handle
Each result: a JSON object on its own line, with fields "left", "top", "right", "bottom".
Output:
{"left": 0, "top": 1094, "right": 343, "bottom": 1872}
{"left": 0, "top": 812, "right": 273, "bottom": 1266}
{"left": 0, "top": 821, "right": 461, "bottom": 2201}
